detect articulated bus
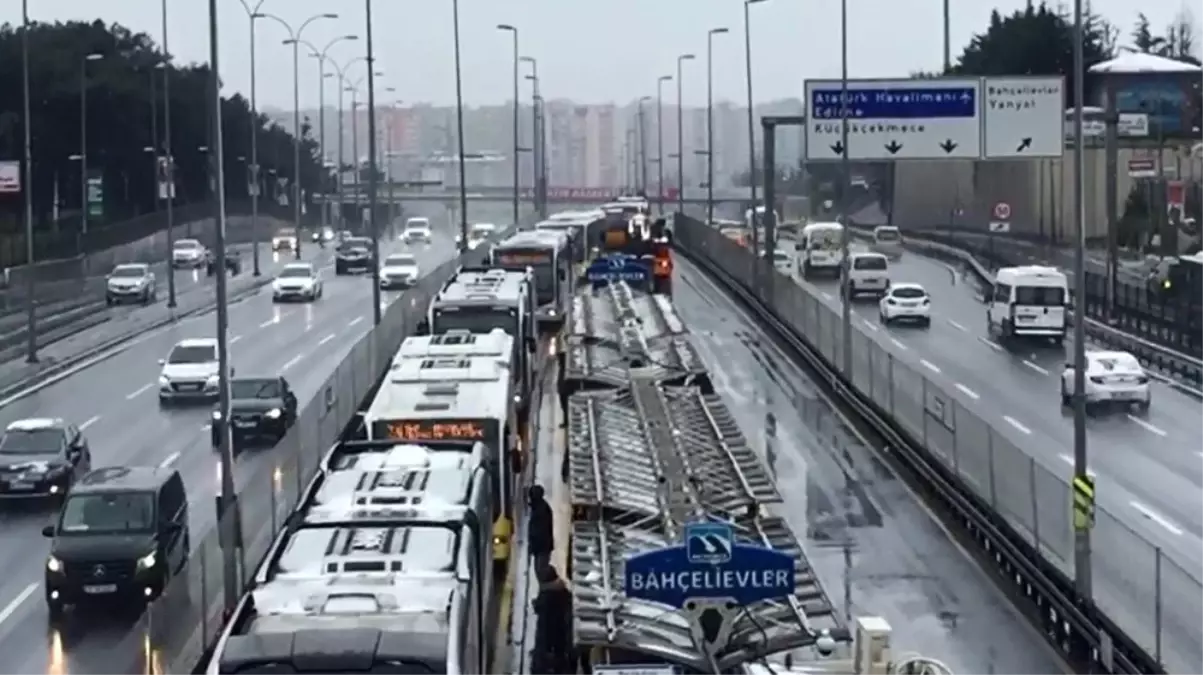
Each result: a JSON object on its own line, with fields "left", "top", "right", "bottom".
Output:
{"left": 490, "top": 230, "right": 573, "bottom": 331}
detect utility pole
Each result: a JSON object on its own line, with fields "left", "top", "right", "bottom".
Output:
{"left": 365, "top": 0, "right": 382, "bottom": 326}
{"left": 675, "top": 54, "right": 695, "bottom": 214}
{"left": 498, "top": 24, "right": 519, "bottom": 227}
{"left": 706, "top": 28, "right": 728, "bottom": 225}
{"left": 656, "top": 75, "right": 671, "bottom": 213}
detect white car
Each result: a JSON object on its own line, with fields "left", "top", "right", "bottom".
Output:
{"left": 272, "top": 229, "right": 298, "bottom": 251}
{"left": 879, "top": 283, "right": 931, "bottom": 326}
{"left": 272, "top": 262, "right": 323, "bottom": 302}
{"left": 379, "top": 253, "right": 420, "bottom": 290}
{"left": 401, "top": 218, "right": 433, "bottom": 243}
{"left": 171, "top": 239, "right": 206, "bottom": 269}
{"left": 106, "top": 263, "right": 156, "bottom": 305}
{"left": 465, "top": 223, "right": 497, "bottom": 249}
{"left": 771, "top": 249, "right": 795, "bottom": 276}
{"left": 1060, "top": 350, "right": 1151, "bottom": 413}
{"left": 843, "top": 252, "right": 890, "bottom": 299}
{"left": 159, "top": 338, "right": 223, "bottom": 405}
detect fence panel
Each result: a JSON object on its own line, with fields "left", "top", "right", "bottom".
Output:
{"left": 1159, "top": 553, "right": 1203, "bottom": 673}
{"left": 988, "top": 434, "right": 1037, "bottom": 545}
{"left": 951, "top": 402, "right": 992, "bottom": 499}
{"left": 888, "top": 357, "right": 926, "bottom": 440}
{"left": 921, "top": 378, "right": 956, "bottom": 469}
{"left": 868, "top": 340, "right": 892, "bottom": 412}
{"left": 1030, "top": 462, "right": 1073, "bottom": 572}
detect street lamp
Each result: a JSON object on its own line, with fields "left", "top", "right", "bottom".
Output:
{"left": 637, "top": 96, "right": 652, "bottom": 196}
{"left": 345, "top": 70, "right": 384, "bottom": 211}
{"left": 255, "top": 10, "right": 338, "bottom": 259}
{"left": 521, "top": 57, "right": 541, "bottom": 216}
{"left": 328, "top": 55, "right": 369, "bottom": 227}
{"left": 676, "top": 53, "right": 695, "bottom": 214}
{"left": 80, "top": 52, "right": 104, "bottom": 235}
{"left": 364, "top": 0, "right": 383, "bottom": 326}
{"left": 238, "top": 0, "right": 266, "bottom": 276}
{"left": 656, "top": 75, "right": 672, "bottom": 212}
{"left": 20, "top": 0, "right": 36, "bottom": 363}
{"left": 383, "top": 88, "right": 402, "bottom": 230}
{"left": 451, "top": 0, "right": 469, "bottom": 249}
{"left": 301, "top": 34, "right": 359, "bottom": 231}
{"left": 743, "top": 0, "right": 767, "bottom": 214}
{"left": 497, "top": 24, "right": 520, "bottom": 228}
{"left": 706, "top": 27, "right": 728, "bottom": 225}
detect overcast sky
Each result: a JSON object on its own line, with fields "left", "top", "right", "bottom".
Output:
{"left": 9, "top": 0, "right": 1200, "bottom": 109}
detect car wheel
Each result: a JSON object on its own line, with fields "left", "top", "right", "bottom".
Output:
{"left": 1059, "top": 384, "right": 1072, "bottom": 407}
{"left": 46, "top": 596, "right": 65, "bottom": 623}
{"left": 158, "top": 396, "right": 171, "bottom": 408}
{"left": 920, "top": 317, "right": 931, "bottom": 327}
{"left": 1135, "top": 398, "right": 1151, "bottom": 415}
{"left": 106, "top": 296, "right": 114, "bottom": 307}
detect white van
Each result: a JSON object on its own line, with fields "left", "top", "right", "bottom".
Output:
{"left": 799, "top": 222, "right": 844, "bottom": 278}
{"left": 986, "top": 265, "right": 1069, "bottom": 344}
{"left": 843, "top": 252, "right": 890, "bottom": 298}
{"left": 871, "top": 225, "right": 903, "bottom": 259}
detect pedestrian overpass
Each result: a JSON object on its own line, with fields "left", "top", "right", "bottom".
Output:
{"left": 317, "top": 184, "right": 751, "bottom": 206}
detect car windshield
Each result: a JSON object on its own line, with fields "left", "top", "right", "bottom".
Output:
{"left": 279, "top": 267, "right": 312, "bottom": 278}
{"left": 111, "top": 266, "right": 146, "bottom": 278}
{"left": 0, "top": 428, "right": 62, "bottom": 455}
{"left": 275, "top": 229, "right": 296, "bottom": 237}
{"left": 59, "top": 492, "right": 155, "bottom": 534}
{"left": 853, "top": 256, "right": 888, "bottom": 271}
{"left": 386, "top": 255, "right": 416, "bottom": 266}
{"left": 168, "top": 345, "right": 215, "bottom": 364}
{"left": 875, "top": 228, "right": 901, "bottom": 241}
{"left": 891, "top": 287, "right": 927, "bottom": 299}
{"left": 174, "top": 241, "right": 199, "bottom": 250}
{"left": 342, "top": 238, "right": 371, "bottom": 249}
{"left": 470, "top": 226, "right": 494, "bottom": 237}
{"left": 405, "top": 221, "right": 429, "bottom": 230}
{"left": 231, "top": 379, "right": 280, "bottom": 399}
{"left": 1015, "top": 286, "right": 1065, "bottom": 306}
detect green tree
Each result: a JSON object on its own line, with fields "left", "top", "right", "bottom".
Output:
{"left": 950, "top": 1, "right": 1115, "bottom": 105}
{"left": 0, "top": 19, "right": 320, "bottom": 238}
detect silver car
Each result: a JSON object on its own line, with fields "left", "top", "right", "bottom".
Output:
{"left": 106, "top": 263, "right": 156, "bottom": 305}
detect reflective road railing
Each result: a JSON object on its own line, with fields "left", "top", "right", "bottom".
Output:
{"left": 672, "top": 215, "right": 1200, "bottom": 675}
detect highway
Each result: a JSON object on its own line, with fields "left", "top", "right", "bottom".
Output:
{"left": 0, "top": 233, "right": 458, "bottom": 674}
{"left": 672, "top": 256, "right": 1068, "bottom": 674}
{"left": 782, "top": 243, "right": 1202, "bottom": 672}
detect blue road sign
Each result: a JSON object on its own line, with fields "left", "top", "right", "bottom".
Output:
{"left": 624, "top": 525, "right": 796, "bottom": 609}
{"left": 586, "top": 254, "right": 649, "bottom": 286}
{"left": 810, "top": 86, "right": 976, "bottom": 120}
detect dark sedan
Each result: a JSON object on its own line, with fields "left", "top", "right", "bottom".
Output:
{"left": 210, "top": 377, "right": 297, "bottom": 450}
{"left": 206, "top": 247, "right": 242, "bottom": 276}
{"left": 0, "top": 418, "right": 91, "bottom": 502}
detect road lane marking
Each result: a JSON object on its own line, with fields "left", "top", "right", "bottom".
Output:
{"left": 1022, "top": 360, "right": 1049, "bottom": 375}
{"left": 0, "top": 583, "right": 37, "bottom": 626}
{"left": 349, "top": 316, "right": 364, "bottom": 327}
{"left": 258, "top": 318, "right": 275, "bottom": 328}
{"left": 1003, "top": 415, "right": 1032, "bottom": 434}
{"left": 201, "top": 423, "right": 211, "bottom": 431}
{"left": 1125, "top": 415, "right": 1166, "bottom": 436}
{"left": 979, "top": 338, "right": 1003, "bottom": 351}
{"left": 281, "top": 354, "right": 303, "bottom": 371}
{"left": 920, "top": 359, "right": 941, "bottom": 374}
{"left": 159, "top": 451, "right": 180, "bottom": 468}
{"left": 955, "top": 383, "right": 980, "bottom": 400}
{"left": 1130, "top": 501, "right": 1184, "bottom": 536}
{"left": 889, "top": 337, "right": 908, "bottom": 351}
{"left": 947, "top": 319, "right": 967, "bottom": 332}
{"left": 126, "top": 383, "right": 153, "bottom": 400}
{"left": 80, "top": 415, "right": 101, "bottom": 430}
{"left": 230, "top": 334, "right": 243, "bottom": 344}
{"left": 319, "top": 333, "right": 336, "bottom": 346}
{"left": 1057, "top": 454, "right": 1096, "bottom": 476}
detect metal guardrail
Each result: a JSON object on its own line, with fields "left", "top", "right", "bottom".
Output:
{"left": 843, "top": 226, "right": 1203, "bottom": 391}
{"left": 674, "top": 213, "right": 1195, "bottom": 674}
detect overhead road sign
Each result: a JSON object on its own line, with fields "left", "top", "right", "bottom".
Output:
{"left": 804, "top": 78, "right": 982, "bottom": 161}
{"left": 1127, "top": 158, "right": 1157, "bottom": 178}
{"left": 982, "top": 76, "right": 1065, "bottom": 159}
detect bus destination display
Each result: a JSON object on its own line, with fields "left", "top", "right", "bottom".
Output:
{"left": 375, "top": 419, "right": 488, "bottom": 442}
{"left": 497, "top": 250, "right": 551, "bottom": 266}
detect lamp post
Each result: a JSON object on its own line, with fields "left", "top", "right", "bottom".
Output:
{"left": 637, "top": 96, "right": 651, "bottom": 196}
{"left": 79, "top": 52, "right": 104, "bottom": 235}
{"left": 255, "top": 11, "right": 338, "bottom": 259}
{"left": 157, "top": 5, "right": 180, "bottom": 305}
{"left": 521, "top": 57, "right": 541, "bottom": 216}
{"left": 497, "top": 24, "right": 520, "bottom": 228}
{"left": 706, "top": 27, "right": 728, "bottom": 225}
{"left": 238, "top": 0, "right": 266, "bottom": 276}
{"left": 20, "top": 0, "right": 36, "bottom": 363}
{"left": 329, "top": 56, "right": 368, "bottom": 228}
{"left": 743, "top": 0, "right": 767, "bottom": 214}
{"left": 301, "top": 35, "right": 359, "bottom": 232}
{"left": 675, "top": 53, "right": 695, "bottom": 214}
{"left": 656, "top": 75, "right": 672, "bottom": 212}
{"left": 364, "top": 0, "right": 382, "bottom": 326}
{"left": 838, "top": 0, "right": 852, "bottom": 376}
{"left": 452, "top": 0, "right": 469, "bottom": 249}
{"left": 383, "top": 90, "right": 401, "bottom": 231}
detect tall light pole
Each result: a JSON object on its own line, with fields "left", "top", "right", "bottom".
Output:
{"left": 452, "top": 0, "right": 469, "bottom": 249}
{"left": 838, "top": 0, "right": 854, "bottom": 375}
{"left": 1070, "top": 0, "right": 1092, "bottom": 598}
{"left": 238, "top": 0, "right": 266, "bottom": 276}
{"left": 329, "top": 55, "right": 368, "bottom": 228}
{"left": 497, "top": 24, "right": 520, "bottom": 228}
{"left": 79, "top": 52, "right": 104, "bottom": 235}
{"left": 21, "top": 0, "right": 36, "bottom": 363}
{"left": 521, "top": 57, "right": 540, "bottom": 201}
{"left": 256, "top": 11, "right": 338, "bottom": 259}
{"left": 743, "top": 0, "right": 767, "bottom": 213}
{"left": 656, "top": 75, "right": 672, "bottom": 212}
{"left": 301, "top": 35, "right": 359, "bottom": 232}
{"left": 384, "top": 90, "right": 401, "bottom": 230}
{"left": 706, "top": 28, "right": 728, "bottom": 225}
{"left": 158, "top": 3, "right": 180, "bottom": 305}
{"left": 364, "top": 0, "right": 382, "bottom": 325}
{"left": 676, "top": 53, "right": 695, "bottom": 214}
{"left": 637, "top": 96, "right": 651, "bottom": 196}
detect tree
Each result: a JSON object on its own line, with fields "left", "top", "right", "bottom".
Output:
{"left": 950, "top": 1, "right": 1115, "bottom": 106}
{"left": 0, "top": 19, "right": 320, "bottom": 237}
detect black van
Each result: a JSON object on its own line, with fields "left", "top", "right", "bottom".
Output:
{"left": 42, "top": 466, "right": 190, "bottom": 619}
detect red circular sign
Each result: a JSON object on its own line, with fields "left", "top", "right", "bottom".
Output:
{"left": 993, "top": 202, "right": 1011, "bottom": 220}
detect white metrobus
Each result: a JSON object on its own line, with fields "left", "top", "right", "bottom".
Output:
{"left": 986, "top": 265, "right": 1069, "bottom": 344}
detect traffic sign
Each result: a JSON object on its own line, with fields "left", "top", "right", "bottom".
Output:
{"left": 983, "top": 76, "right": 1065, "bottom": 158}
{"left": 989, "top": 221, "right": 1011, "bottom": 233}
{"left": 0, "top": 161, "right": 20, "bottom": 194}
{"left": 993, "top": 202, "right": 1011, "bottom": 220}
{"left": 1127, "top": 158, "right": 1156, "bottom": 178}
{"left": 804, "top": 78, "right": 982, "bottom": 161}
{"left": 585, "top": 255, "right": 650, "bottom": 287}
{"left": 624, "top": 520, "right": 796, "bottom": 609}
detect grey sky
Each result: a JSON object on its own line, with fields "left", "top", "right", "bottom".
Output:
{"left": 10, "top": 0, "right": 1200, "bottom": 109}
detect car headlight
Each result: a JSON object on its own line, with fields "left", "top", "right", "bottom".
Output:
{"left": 159, "top": 375, "right": 170, "bottom": 386}
{"left": 211, "top": 410, "right": 222, "bottom": 420}
{"left": 265, "top": 408, "right": 282, "bottom": 419}
{"left": 137, "top": 551, "right": 157, "bottom": 571}
{"left": 46, "top": 556, "right": 62, "bottom": 573}
{"left": 206, "top": 375, "right": 220, "bottom": 387}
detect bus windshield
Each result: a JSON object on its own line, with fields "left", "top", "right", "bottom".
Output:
{"left": 494, "top": 248, "right": 554, "bottom": 301}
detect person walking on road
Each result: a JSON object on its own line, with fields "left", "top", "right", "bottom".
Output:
{"left": 527, "top": 484, "right": 554, "bottom": 572}
{"left": 533, "top": 563, "right": 573, "bottom": 674}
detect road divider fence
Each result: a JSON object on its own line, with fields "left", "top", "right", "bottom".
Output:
{"left": 674, "top": 212, "right": 1195, "bottom": 674}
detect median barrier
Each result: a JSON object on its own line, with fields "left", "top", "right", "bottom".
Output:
{"left": 674, "top": 212, "right": 1192, "bottom": 674}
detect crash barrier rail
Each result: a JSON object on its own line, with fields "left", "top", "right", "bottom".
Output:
{"left": 844, "top": 226, "right": 1203, "bottom": 390}
{"left": 674, "top": 213, "right": 1196, "bottom": 674}
{"left": 0, "top": 298, "right": 109, "bottom": 361}
{"left": 120, "top": 226, "right": 516, "bottom": 675}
